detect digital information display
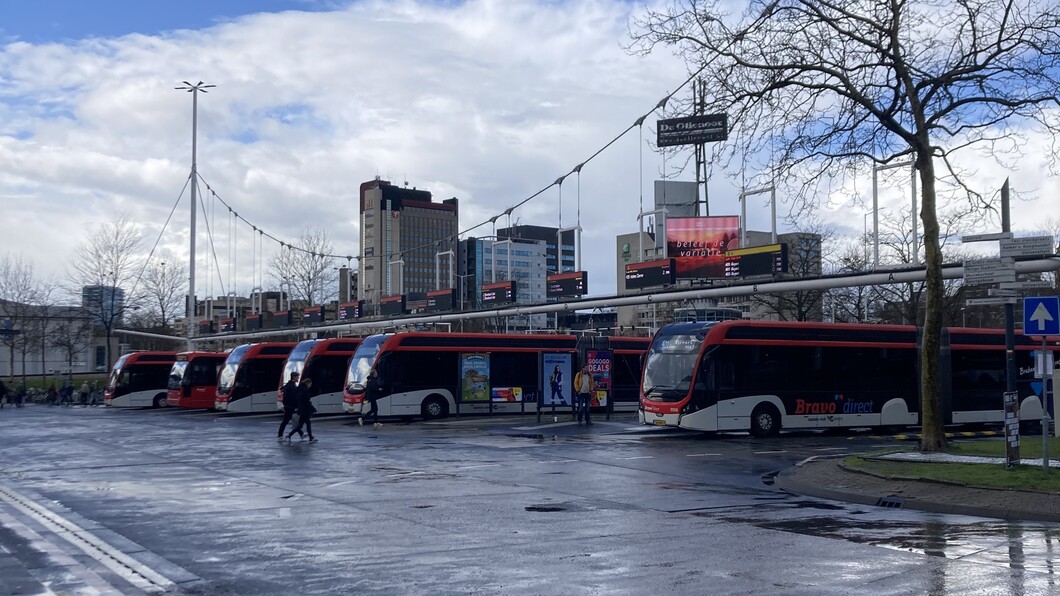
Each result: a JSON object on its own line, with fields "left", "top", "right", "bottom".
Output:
{"left": 219, "top": 318, "right": 237, "bottom": 333}
{"left": 481, "top": 281, "right": 517, "bottom": 305}
{"left": 338, "top": 300, "right": 363, "bottom": 320}
{"left": 723, "top": 243, "right": 789, "bottom": 277}
{"left": 198, "top": 320, "right": 215, "bottom": 334}
{"left": 303, "top": 306, "right": 324, "bottom": 325}
{"left": 624, "top": 258, "right": 676, "bottom": 289}
{"left": 268, "top": 311, "right": 292, "bottom": 329}
{"left": 427, "top": 289, "right": 457, "bottom": 313}
{"left": 380, "top": 295, "right": 407, "bottom": 317}
{"left": 245, "top": 314, "right": 262, "bottom": 330}
{"left": 547, "top": 271, "right": 588, "bottom": 298}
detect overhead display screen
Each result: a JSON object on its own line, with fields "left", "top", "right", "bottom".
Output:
{"left": 624, "top": 258, "right": 676, "bottom": 290}
{"left": 303, "top": 306, "right": 324, "bottom": 325}
{"left": 427, "top": 289, "right": 457, "bottom": 312}
{"left": 268, "top": 311, "right": 292, "bottom": 328}
{"left": 338, "top": 300, "right": 364, "bottom": 320}
{"left": 245, "top": 314, "right": 262, "bottom": 330}
{"left": 547, "top": 271, "right": 588, "bottom": 298}
{"left": 481, "top": 281, "right": 517, "bottom": 305}
{"left": 723, "top": 244, "right": 789, "bottom": 277}
{"left": 380, "top": 295, "right": 407, "bottom": 317}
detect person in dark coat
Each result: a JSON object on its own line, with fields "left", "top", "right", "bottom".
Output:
{"left": 277, "top": 372, "right": 300, "bottom": 440}
{"left": 286, "top": 377, "right": 316, "bottom": 443}
{"left": 357, "top": 368, "right": 382, "bottom": 428}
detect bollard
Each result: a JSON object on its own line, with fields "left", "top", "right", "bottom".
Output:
{"left": 1045, "top": 410, "right": 1052, "bottom": 474}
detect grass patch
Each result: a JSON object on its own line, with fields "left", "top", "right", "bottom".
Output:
{"left": 845, "top": 456, "right": 1060, "bottom": 493}
{"left": 947, "top": 436, "right": 1060, "bottom": 460}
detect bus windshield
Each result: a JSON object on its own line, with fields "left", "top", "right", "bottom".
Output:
{"left": 641, "top": 333, "right": 703, "bottom": 401}
{"left": 218, "top": 345, "right": 251, "bottom": 394}
{"left": 168, "top": 361, "right": 188, "bottom": 390}
{"left": 346, "top": 335, "right": 389, "bottom": 390}
{"left": 283, "top": 340, "right": 317, "bottom": 384}
{"left": 106, "top": 354, "right": 132, "bottom": 391}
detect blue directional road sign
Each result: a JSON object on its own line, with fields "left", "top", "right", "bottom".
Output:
{"left": 1023, "top": 296, "right": 1060, "bottom": 336}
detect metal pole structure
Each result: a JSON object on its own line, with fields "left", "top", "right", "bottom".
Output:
{"left": 435, "top": 250, "right": 454, "bottom": 290}
{"left": 872, "top": 160, "right": 913, "bottom": 269}
{"left": 175, "top": 81, "right": 214, "bottom": 351}
{"left": 1002, "top": 179, "right": 1016, "bottom": 395}
{"left": 388, "top": 258, "right": 405, "bottom": 296}
{"left": 636, "top": 209, "right": 668, "bottom": 262}
{"left": 738, "top": 186, "right": 776, "bottom": 246}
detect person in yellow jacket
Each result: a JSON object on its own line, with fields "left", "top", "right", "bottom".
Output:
{"left": 573, "top": 364, "right": 595, "bottom": 425}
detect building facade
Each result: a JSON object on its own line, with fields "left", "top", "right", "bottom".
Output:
{"left": 458, "top": 237, "right": 548, "bottom": 329}
{"left": 358, "top": 178, "right": 459, "bottom": 308}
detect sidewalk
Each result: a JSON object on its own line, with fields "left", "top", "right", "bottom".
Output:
{"left": 775, "top": 454, "right": 1060, "bottom": 523}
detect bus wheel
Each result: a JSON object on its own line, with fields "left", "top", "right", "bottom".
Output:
{"left": 750, "top": 404, "right": 780, "bottom": 438}
{"left": 152, "top": 395, "right": 166, "bottom": 409}
{"left": 421, "top": 395, "right": 449, "bottom": 420}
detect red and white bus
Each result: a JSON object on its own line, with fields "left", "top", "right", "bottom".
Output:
{"left": 277, "top": 338, "right": 362, "bottom": 414}
{"left": 639, "top": 320, "right": 1058, "bottom": 436}
{"left": 342, "top": 332, "right": 650, "bottom": 420}
{"left": 215, "top": 342, "right": 296, "bottom": 413}
{"left": 103, "top": 351, "right": 178, "bottom": 408}
{"left": 167, "top": 351, "right": 227, "bottom": 409}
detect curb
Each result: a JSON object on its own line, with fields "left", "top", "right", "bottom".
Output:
{"left": 774, "top": 460, "right": 1060, "bottom": 523}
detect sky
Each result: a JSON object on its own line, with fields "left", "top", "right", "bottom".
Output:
{"left": 0, "top": 0, "right": 1056, "bottom": 303}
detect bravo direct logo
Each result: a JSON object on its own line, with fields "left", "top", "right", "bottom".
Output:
{"left": 794, "top": 393, "right": 874, "bottom": 415}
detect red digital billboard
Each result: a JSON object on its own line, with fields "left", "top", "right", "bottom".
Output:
{"left": 665, "top": 216, "right": 740, "bottom": 279}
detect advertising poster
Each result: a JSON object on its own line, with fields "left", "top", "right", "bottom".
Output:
{"left": 460, "top": 353, "right": 490, "bottom": 402}
{"left": 491, "top": 387, "right": 523, "bottom": 402}
{"left": 541, "top": 353, "right": 572, "bottom": 406}
{"left": 665, "top": 216, "right": 740, "bottom": 279}
{"left": 586, "top": 349, "right": 612, "bottom": 407}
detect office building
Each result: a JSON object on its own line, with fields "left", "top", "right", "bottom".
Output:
{"left": 358, "top": 178, "right": 459, "bottom": 306}
{"left": 497, "top": 224, "right": 575, "bottom": 275}
{"left": 81, "top": 285, "right": 126, "bottom": 326}
{"left": 458, "top": 236, "right": 548, "bottom": 329}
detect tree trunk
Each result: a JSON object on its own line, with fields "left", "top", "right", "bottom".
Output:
{"left": 918, "top": 152, "right": 947, "bottom": 452}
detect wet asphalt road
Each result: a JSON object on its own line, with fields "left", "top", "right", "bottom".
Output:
{"left": 2, "top": 405, "right": 1059, "bottom": 595}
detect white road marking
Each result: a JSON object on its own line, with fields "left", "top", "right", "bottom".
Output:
{"left": 686, "top": 453, "right": 722, "bottom": 457}
{"left": 814, "top": 447, "right": 848, "bottom": 451}
{"left": 618, "top": 456, "right": 654, "bottom": 460}
{"left": 753, "top": 450, "right": 788, "bottom": 454}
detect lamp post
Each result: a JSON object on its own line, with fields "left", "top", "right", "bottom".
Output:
{"left": 175, "top": 80, "right": 215, "bottom": 351}
{"left": 871, "top": 160, "right": 916, "bottom": 269}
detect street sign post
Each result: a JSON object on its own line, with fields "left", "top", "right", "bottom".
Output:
{"left": 1000, "top": 235, "right": 1055, "bottom": 257}
{"left": 966, "top": 297, "right": 1017, "bottom": 306}
{"left": 961, "top": 232, "right": 1013, "bottom": 242}
{"left": 1024, "top": 296, "right": 1060, "bottom": 336}
{"left": 963, "top": 257, "right": 1016, "bottom": 285}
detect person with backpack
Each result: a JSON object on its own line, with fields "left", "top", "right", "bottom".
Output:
{"left": 79, "top": 381, "right": 90, "bottom": 406}
{"left": 285, "top": 377, "right": 317, "bottom": 443}
{"left": 277, "top": 372, "right": 301, "bottom": 440}
{"left": 357, "top": 368, "right": 382, "bottom": 428}
{"left": 573, "top": 364, "right": 595, "bottom": 426}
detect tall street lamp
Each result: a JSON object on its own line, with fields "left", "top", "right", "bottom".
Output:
{"left": 175, "top": 81, "right": 215, "bottom": 350}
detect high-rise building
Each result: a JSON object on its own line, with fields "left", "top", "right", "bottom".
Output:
{"left": 358, "top": 178, "right": 459, "bottom": 306}
{"left": 497, "top": 224, "right": 575, "bottom": 275}
{"left": 458, "top": 236, "right": 548, "bottom": 329}
{"left": 81, "top": 285, "right": 126, "bottom": 326}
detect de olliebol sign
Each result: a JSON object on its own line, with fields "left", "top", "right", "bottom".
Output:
{"left": 657, "top": 114, "right": 728, "bottom": 147}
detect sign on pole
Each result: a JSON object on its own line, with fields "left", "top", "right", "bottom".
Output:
{"left": 963, "top": 258, "right": 1016, "bottom": 285}
{"left": 656, "top": 114, "right": 728, "bottom": 147}
{"left": 1023, "top": 296, "right": 1060, "bottom": 336}
{"left": 1000, "top": 235, "right": 1055, "bottom": 257}
{"left": 1004, "top": 391, "right": 1020, "bottom": 468}
{"left": 961, "top": 232, "right": 1013, "bottom": 242}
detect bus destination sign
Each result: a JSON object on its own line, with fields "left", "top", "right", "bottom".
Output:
{"left": 724, "top": 243, "right": 789, "bottom": 277}
{"left": 380, "top": 295, "right": 407, "bottom": 317}
{"left": 625, "top": 258, "right": 676, "bottom": 290}
{"left": 338, "top": 300, "right": 364, "bottom": 320}
{"left": 481, "top": 281, "right": 517, "bottom": 305}
{"left": 426, "top": 288, "right": 457, "bottom": 313}
{"left": 546, "top": 271, "right": 588, "bottom": 298}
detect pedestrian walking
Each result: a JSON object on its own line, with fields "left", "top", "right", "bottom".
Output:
{"left": 15, "top": 383, "right": 26, "bottom": 408}
{"left": 79, "top": 381, "right": 90, "bottom": 406}
{"left": 47, "top": 384, "right": 58, "bottom": 406}
{"left": 357, "top": 368, "right": 382, "bottom": 428}
{"left": 574, "top": 364, "right": 595, "bottom": 426}
{"left": 89, "top": 382, "right": 101, "bottom": 406}
{"left": 277, "top": 372, "right": 300, "bottom": 440}
{"left": 0, "top": 378, "right": 7, "bottom": 409}
{"left": 285, "top": 377, "right": 316, "bottom": 443}
{"left": 59, "top": 381, "right": 72, "bottom": 407}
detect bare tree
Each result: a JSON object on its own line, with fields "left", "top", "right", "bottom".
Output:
{"left": 49, "top": 309, "right": 94, "bottom": 377}
{"left": 268, "top": 228, "right": 337, "bottom": 306}
{"left": 67, "top": 214, "right": 144, "bottom": 371}
{"left": 632, "top": 0, "right": 1060, "bottom": 451}
{"left": 751, "top": 228, "right": 829, "bottom": 321}
{"left": 824, "top": 241, "right": 874, "bottom": 322}
{"left": 139, "top": 258, "right": 187, "bottom": 330}
{"left": 0, "top": 254, "right": 42, "bottom": 382}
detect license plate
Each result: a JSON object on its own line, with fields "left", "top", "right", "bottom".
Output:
{"left": 653, "top": 419, "right": 667, "bottom": 426}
